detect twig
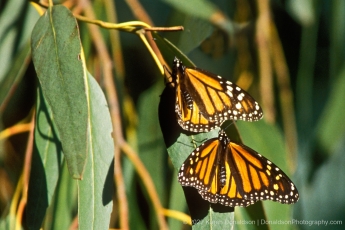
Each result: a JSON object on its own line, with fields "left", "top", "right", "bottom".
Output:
{"left": 144, "top": 26, "right": 184, "bottom": 32}
{"left": 137, "top": 31, "right": 164, "bottom": 74}
{"left": 270, "top": 23, "right": 298, "bottom": 173}
{"left": 162, "top": 208, "right": 191, "bottom": 225}
{"left": 124, "top": 0, "right": 168, "bottom": 76}
{"left": 0, "top": 124, "right": 32, "bottom": 140}
{"left": 256, "top": 0, "right": 275, "bottom": 123}
{"left": 105, "top": 0, "right": 125, "bottom": 81}
{"left": 16, "top": 112, "right": 35, "bottom": 230}
{"left": 75, "top": 15, "right": 149, "bottom": 32}
{"left": 122, "top": 142, "right": 168, "bottom": 230}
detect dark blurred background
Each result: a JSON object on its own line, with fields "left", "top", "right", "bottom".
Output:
{"left": 1, "top": 0, "right": 344, "bottom": 229}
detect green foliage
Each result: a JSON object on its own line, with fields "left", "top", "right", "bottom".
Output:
{"left": 1, "top": 0, "right": 345, "bottom": 230}
{"left": 77, "top": 73, "right": 114, "bottom": 230}
{"left": 31, "top": 5, "right": 88, "bottom": 179}
{"left": 26, "top": 86, "right": 64, "bottom": 229}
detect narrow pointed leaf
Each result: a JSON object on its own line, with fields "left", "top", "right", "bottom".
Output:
{"left": 316, "top": 67, "right": 345, "bottom": 154}
{"left": 31, "top": 5, "right": 88, "bottom": 179}
{"left": 78, "top": 73, "right": 114, "bottom": 230}
{"left": 26, "top": 85, "right": 64, "bottom": 229}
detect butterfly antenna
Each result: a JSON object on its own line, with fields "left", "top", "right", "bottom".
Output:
{"left": 221, "top": 120, "right": 235, "bottom": 132}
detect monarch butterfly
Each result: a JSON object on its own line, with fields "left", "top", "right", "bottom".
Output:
{"left": 170, "top": 57, "right": 263, "bottom": 133}
{"left": 178, "top": 130, "right": 299, "bottom": 207}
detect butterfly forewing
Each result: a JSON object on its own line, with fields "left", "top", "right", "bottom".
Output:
{"left": 186, "top": 68, "right": 263, "bottom": 122}
{"left": 172, "top": 58, "right": 263, "bottom": 132}
{"left": 178, "top": 130, "right": 299, "bottom": 207}
{"left": 178, "top": 138, "right": 220, "bottom": 191}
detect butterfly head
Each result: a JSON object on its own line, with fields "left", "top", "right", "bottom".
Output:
{"left": 172, "top": 57, "right": 186, "bottom": 84}
{"left": 218, "top": 130, "right": 230, "bottom": 146}
{"left": 173, "top": 57, "right": 181, "bottom": 67}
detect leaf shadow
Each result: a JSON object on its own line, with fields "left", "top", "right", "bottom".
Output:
{"left": 102, "top": 158, "right": 114, "bottom": 206}
{"left": 26, "top": 86, "right": 63, "bottom": 229}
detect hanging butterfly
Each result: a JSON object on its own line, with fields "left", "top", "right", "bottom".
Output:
{"left": 169, "top": 57, "right": 263, "bottom": 133}
{"left": 178, "top": 129, "right": 299, "bottom": 207}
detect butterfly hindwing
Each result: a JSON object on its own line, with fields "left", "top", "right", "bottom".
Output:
{"left": 172, "top": 57, "right": 263, "bottom": 132}
{"left": 176, "top": 82, "right": 212, "bottom": 132}
{"left": 178, "top": 130, "right": 299, "bottom": 207}
{"left": 218, "top": 137, "right": 299, "bottom": 206}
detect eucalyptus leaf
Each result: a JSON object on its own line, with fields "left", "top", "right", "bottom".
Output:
{"left": 163, "top": 0, "right": 217, "bottom": 21}
{"left": 26, "top": 85, "right": 64, "bottom": 229}
{"left": 77, "top": 73, "right": 114, "bottom": 230}
{"left": 316, "top": 67, "right": 345, "bottom": 154}
{"left": 31, "top": 5, "right": 88, "bottom": 179}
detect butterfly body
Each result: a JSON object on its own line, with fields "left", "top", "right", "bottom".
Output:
{"left": 178, "top": 130, "right": 299, "bottom": 207}
{"left": 171, "top": 57, "right": 263, "bottom": 132}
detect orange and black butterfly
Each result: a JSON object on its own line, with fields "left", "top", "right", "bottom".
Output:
{"left": 178, "top": 130, "right": 299, "bottom": 207}
{"left": 170, "top": 57, "right": 263, "bottom": 133}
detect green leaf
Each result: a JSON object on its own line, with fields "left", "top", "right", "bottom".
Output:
{"left": 286, "top": 0, "right": 315, "bottom": 26}
{"left": 163, "top": 0, "right": 218, "bottom": 21}
{"left": 316, "top": 67, "right": 345, "bottom": 154}
{"left": 135, "top": 81, "right": 167, "bottom": 229}
{"left": 137, "top": 81, "right": 166, "bottom": 201}
{"left": 235, "top": 203, "right": 269, "bottom": 230}
{"left": 125, "top": 178, "right": 147, "bottom": 230}
{"left": 192, "top": 210, "right": 234, "bottom": 229}
{"left": 31, "top": 5, "right": 88, "bottom": 179}
{"left": 330, "top": 0, "right": 345, "bottom": 80}
{"left": 0, "top": 41, "right": 31, "bottom": 111}
{"left": 299, "top": 139, "right": 345, "bottom": 225}
{"left": 0, "top": 214, "right": 16, "bottom": 230}
{"left": 0, "top": 0, "right": 38, "bottom": 80}
{"left": 163, "top": 10, "right": 213, "bottom": 54}
{"left": 48, "top": 161, "right": 77, "bottom": 230}
{"left": 26, "top": 85, "right": 64, "bottom": 230}
{"left": 152, "top": 32, "right": 196, "bottom": 67}
{"left": 168, "top": 171, "right": 187, "bottom": 230}
{"left": 77, "top": 73, "right": 114, "bottom": 230}
{"left": 162, "top": 0, "right": 238, "bottom": 39}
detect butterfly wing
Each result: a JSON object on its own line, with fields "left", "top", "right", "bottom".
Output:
{"left": 173, "top": 58, "right": 263, "bottom": 132}
{"left": 178, "top": 137, "right": 220, "bottom": 192}
{"left": 176, "top": 83, "right": 215, "bottom": 132}
{"left": 178, "top": 133, "right": 249, "bottom": 206}
{"left": 178, "top": 130, "right": 299, "bottom": 207}
{"left": 221, "top": 141, "right": 299, "bottom": 206}
{"left": 198, "top": 142, "right": 249, "bottom": 206}
{"left": 184, "top": 67, "right": 263, "bottom": 122}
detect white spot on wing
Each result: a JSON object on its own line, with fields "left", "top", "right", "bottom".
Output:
{"left": 227, "top": 85, "right": 233, "bottom": 92}
{"left": 236, "top": 102, "right": 242, "bottom": 109}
